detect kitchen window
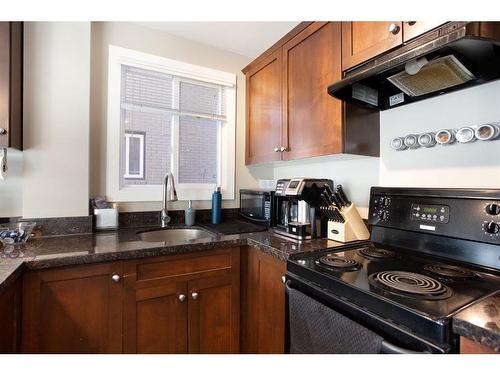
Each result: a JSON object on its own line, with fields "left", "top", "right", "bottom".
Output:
{"left": 106, "top": 46, "right": 236, "bottom": 202}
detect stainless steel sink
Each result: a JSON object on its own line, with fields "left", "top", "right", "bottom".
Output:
{"left": 138, "top": 228, "right": 215, "bottom": 243}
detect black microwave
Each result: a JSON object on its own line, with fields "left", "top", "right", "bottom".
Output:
{"left": 239, "top": 189, "right": 275, "bottom": 227}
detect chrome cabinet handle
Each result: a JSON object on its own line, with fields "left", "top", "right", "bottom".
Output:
{"left": 388, "top": 23, "right": 401, "bottom": 35}
{"left": 191, "top": 292, "right": 199, "bottom": 300}
{"left": 281, "top": 275, "right": 286, "bottom": 284}
{"left": 178, "top": 294, "right": 186, "bottom": 302}
{"left": 0, "top": 128, "right": 6, "bottom": 135}
{"left": 111, "top": 274, "right": 121, "bottom": 283}
{"left": 274, "top": 147, "right": 280, "bottom": 152}
{"left": 280, "top": 146, "right": 288, "bottom": 152}
{"left": 406, "top": 21, "right": 417, "bottom": 26}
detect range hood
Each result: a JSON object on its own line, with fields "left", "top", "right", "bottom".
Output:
{"left": 328, "top": 22, "right": 500, "bottom": 110}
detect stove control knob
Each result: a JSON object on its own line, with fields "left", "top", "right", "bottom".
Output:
{"left": 486, "top": 203, "right": 500, "bottom": 216}
{"left": 380, "top": 197, "right": 390, "bottom": 207}
{"left": 379, "top": 211, "right": 389, "bottom": 221}
{"left": 484, "top": 221, "right": 500, "bottom": 234}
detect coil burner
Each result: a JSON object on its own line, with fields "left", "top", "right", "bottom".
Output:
{"left": 423, "top": 264, "right": 478, "bottom": 280}
{"left": 315, "top": 254, "right": 361, "bottom": 272}
{"left": 369, "top": 271, "right": 452, "bottom": 300}
{"left": 358, "top": 247, "right": 396, "bottom": 259}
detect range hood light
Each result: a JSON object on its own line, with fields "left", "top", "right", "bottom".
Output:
{"left": 405, "top": 57, "right": 429, "bottom": 75}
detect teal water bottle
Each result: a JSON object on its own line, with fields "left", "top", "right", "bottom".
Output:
{"left": 211, "top": 187, "right": 222, "bottom": 224}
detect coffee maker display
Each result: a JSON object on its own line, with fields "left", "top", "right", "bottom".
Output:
{"left": 273, "top": 178, "right": 333, "bottom": 240}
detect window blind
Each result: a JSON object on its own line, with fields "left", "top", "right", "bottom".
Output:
{"left": 121, "top": 65, "right": 227, "bottom": 121}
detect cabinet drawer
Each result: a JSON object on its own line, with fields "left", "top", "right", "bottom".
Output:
{"left": 124, "top": 248, "right": 236, "bottom": 283}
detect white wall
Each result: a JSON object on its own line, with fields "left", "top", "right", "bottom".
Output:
{"left": 0, "top": 22, "right": 92, "bottom": 219}
{"left": 268, "top": 80, "right": 500, "bottom": 218}
{"left": 270, "top": 155, "right": 379, "bottom": 218}
{"left": 0, "top": 150, "right": 23, "bottom": 217}
{"left": 90, "top": 22, "right": 266, "bottom": 212}
{"left": 380, "top": 80, "right": 500, "bottom": 188}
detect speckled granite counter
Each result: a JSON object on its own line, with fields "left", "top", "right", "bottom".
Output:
{"left": 453, "top": 293, "right": 500, "bottom": 352}
{"left": 0, "top": 226, "right": 356, "bottom": 292}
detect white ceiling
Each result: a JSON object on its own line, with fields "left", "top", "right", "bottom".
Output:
{"left": 136, "top": 22, "right": 300, "bottom": 58}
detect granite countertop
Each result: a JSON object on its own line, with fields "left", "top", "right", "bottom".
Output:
{"left": 0, "top": 225, "right": 353, "bottom": 292}
{"left": 453, "top": 293, "right": 500, "bottom": 352}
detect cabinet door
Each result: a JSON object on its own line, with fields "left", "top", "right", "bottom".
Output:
{"left": 0, "top": 274, "right": 21, "bottom": 353}
{"left": 460, "top": 337, "right": 498, "bottom": 354}
{"left": 241, "top": 246, "right": 286, "bottom": 353}
{"left": 282, "top": 22, "right": 343, "bottom": 160}
{"left": 403, "top": 21, "right": 446, "bottom": 42}
{"left": 123, "top": 280, "right": 188, "bottom": 353}
{"left": 0, "top": 22, "right": 22, "bottom": 149}
{"left": 22, "top": 262, "right": 123, "bottom": 353}
{"left": 342, "top": 21, "right": 403, "bottom": 70}
{"left": 245, "top": 49, "right": 283, "bottom": 164}
{"left": 187, "top": 272, "right": 240, "bottom": 353}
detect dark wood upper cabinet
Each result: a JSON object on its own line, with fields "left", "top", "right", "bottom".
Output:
{"left": 342, "top": 21, "right": 403, "bottom": 71}
{"left": 0, "top": 273, "right": 22, "bottom": 353}
{"left": 243, "top": 22, "right": 380, "bottom": 165}
{"left": 282, "top": 22, "right": 343, "bottom": 160}
{"left": 22, "top": 262, "right": 124, "bottom": 353}
{"left": 0, "top": 22, "right": 23, "bottom": 150}
{"left": 241, "top": 246, "right": 286, "bottom": 353}
{"left": 403, "top": 21, "right": 446, "bottom": 42}
{"left": 245, "top": 49, "right": 283, "bottom": 165}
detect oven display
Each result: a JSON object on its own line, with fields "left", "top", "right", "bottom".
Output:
{"left": 411, "top": 203, "right": 450, "bottom": 224}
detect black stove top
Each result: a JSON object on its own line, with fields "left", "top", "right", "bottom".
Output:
{"left": 290, "top": 245, "right": 500, "bottom": 320}
{"left": 288, "top": 244, "right": 500, "bottom": 348}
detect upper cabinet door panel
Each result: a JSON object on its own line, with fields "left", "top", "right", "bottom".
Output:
{"left": 283, "top": 22, "right": 343, "bottom": 160}
{"left": 342, "top": 21, "right": 403, "bottom": 70}
{"left": 403, "top": 21, "right": 446, "bottom": 42}
{"left": 245, "top": 49, "right": 283, "bottom": 165}
{"left": 0, "top": 22, "right": 23, "bottom": 150}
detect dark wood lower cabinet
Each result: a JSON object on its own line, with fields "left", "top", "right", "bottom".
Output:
{"left": 460, "top": 337, "right": 498, "bottom": 354}
{"left": 123, "top": 248, "right": 240, "bottom": 354}
{"left": 123, "top": 280, "right": 188, "bottom": 353}
{"left": 0, "top": 272, "right": 22, "bottom": 353}
{"left": 188, "top": 273, "right": 240, "bottom": 353}
{"left": 22, "top": 262, "right": 124, "bottom": 353}
{"left": 241, "top": 246, "right": 286, "bottom": 353}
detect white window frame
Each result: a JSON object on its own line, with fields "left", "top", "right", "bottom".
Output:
{"left": 106, "top": 45, "right": 236, "bottom": 202}
{"left": 123, "top": 132, "right": 145, "bottom": 179}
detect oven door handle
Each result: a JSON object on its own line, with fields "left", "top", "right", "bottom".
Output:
{"left": 285, "top": 279, "right": 432, "bottom": 354}
{"left": 380, "top": 340, "right": 429, "bottom": 354}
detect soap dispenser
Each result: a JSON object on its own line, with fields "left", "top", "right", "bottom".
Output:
{"left": 185, "top": 200, "right": 195, "bottom": 226}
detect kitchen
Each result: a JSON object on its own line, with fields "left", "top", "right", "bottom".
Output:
{"left": 1, "top": 0, "right": 500, "bottom": 372}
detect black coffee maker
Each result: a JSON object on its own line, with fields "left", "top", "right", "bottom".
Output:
{"left": 273, "top": 178, "right": 333, "bottom": 240}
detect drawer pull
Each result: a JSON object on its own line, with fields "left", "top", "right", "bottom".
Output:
{"left": 388, "top": 23, "right": 401, "bottom": 35}
{"left": 178, "top": 294, "right": 186, "bottom": 302}
{"left": 191, "top": 292, "right": 199, "bottom": 300}
{"left": 111, "top": 274, "right": 121, "bottom": 283}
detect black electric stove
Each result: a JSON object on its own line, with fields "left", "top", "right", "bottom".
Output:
{"left": 286, "top": 187, "right": 500, "bottom": 353}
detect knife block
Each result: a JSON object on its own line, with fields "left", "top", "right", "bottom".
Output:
{"left": 327, "top": 203, "right": 370, "bottom": 243}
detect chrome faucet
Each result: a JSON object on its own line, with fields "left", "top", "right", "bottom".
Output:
{"left": 160, "top": 172, "right": 178, "bottom": 227}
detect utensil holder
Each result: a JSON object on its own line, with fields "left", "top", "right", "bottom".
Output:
{"left": 327, "top": 203, "right": 370, "bottom": 243}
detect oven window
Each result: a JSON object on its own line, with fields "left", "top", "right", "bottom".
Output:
{"left": 241, "top": 194, "right": 265, "bottom": 219}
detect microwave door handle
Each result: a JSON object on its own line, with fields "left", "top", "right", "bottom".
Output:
{"left": 380, "top": 340, "right": 430, "bottom": 354}
{"left": 238, "top": 213, "right": 271, "bottom": 223}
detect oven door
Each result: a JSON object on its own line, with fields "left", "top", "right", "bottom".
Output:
{"left": 285, "top": 273, "right": 451, "bottom": 354}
